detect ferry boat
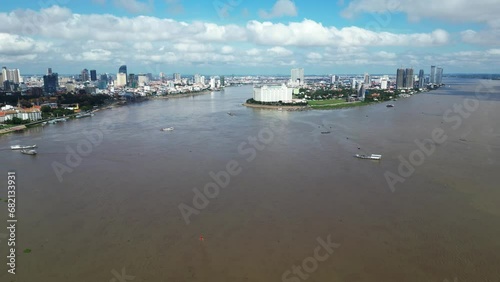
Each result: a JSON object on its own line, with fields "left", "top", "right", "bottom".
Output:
{"left": 20, "top": 149, "right": 37, "bottom": 155}
{"left": 11, "top": 145, "right": 37, "bottom": 150}
{"left": 354, "top": 154, "right": 382, "bottom": 160}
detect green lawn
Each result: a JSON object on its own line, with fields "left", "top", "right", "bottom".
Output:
{"left": 308, "top": 99, "right": 369, "bottom": 109}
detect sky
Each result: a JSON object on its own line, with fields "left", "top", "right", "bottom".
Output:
{"left": 0, "top": 0, "right": 499, "bottom": 75}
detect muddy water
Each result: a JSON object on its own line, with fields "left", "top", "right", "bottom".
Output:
{"left": 0, "top": 79, "right": 499, "bottom": 282}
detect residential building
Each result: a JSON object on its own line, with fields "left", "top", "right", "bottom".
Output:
{"left": 291, "top": 68, "right": 304, "bottom": 86}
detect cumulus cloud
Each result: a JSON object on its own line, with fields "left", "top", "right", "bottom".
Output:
{"left": 341, "top": 0, "right": 500, "bottom": 28}
{"left": 1, "top": 5, "right": 494, "bottom": 73}
{"left": 259, "top": 0, "right": 298, "bottom": 19}
{"left": 267, "top": 46, "right": 293, "bottom": 57}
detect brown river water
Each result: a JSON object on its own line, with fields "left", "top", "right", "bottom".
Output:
{"left": 1, "top": 78, "right": 499, "bottom": 282}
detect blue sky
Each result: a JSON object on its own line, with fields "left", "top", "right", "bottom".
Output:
{"left": 0, "top": 0, "right": 499, "bottom": 75}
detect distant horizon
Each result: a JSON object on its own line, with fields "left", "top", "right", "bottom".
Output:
{"left": 1, "top": 1, "right": 499, "bottom": 74}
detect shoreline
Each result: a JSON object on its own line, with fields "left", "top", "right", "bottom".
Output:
{"left": 243, "top": 103, "right": 309, "bottom": 111}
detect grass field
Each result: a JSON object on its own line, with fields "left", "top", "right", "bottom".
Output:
{"left": 308, "top": 99, "right": 370, "bottom": 109}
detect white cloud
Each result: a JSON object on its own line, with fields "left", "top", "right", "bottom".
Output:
{"left": 267, "top": 46, "right": 293, "bottom": 57}
{"left": 259, "top": 0, "right": 298, "bottom": 19}
{"left": 341, "top": 0, "right": 500, "bottom": 28}
{"left": 221, "top": 46, "right": 234, "bottom": 54}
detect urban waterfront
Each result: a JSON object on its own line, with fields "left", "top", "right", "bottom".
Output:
{"left": 1, "top": 79, "right": 500, "bottom": 281}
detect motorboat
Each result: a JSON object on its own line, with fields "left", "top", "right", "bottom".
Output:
{"left": 20, "top": 149, "right": 37, "bottom": 155}
{"left": 354, "top": 154, "right": 382, "bottom": 160}
{"left": 161, "top": 127, "right": 174, "bottom": 131}
{"left": 321, "top": 131, "right": 331, "bottom": 134}
{"left": 11, "top": 145, "right": 37, "bottom": 150}
{"left": 386, "top": 104, "right": 394, "bottom": 107}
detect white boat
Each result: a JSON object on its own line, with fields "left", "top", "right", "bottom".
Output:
{"left": 75, "top": 112, "right": 94, "bottom": 118}
{"left": 354, "top": 154, "right": 382, "bottom": 160}
{"left": 161, "top": 127, "right": 174, "bottom": 131}
{"left": 11, "top": 145, "right": 37, "bottom": 150}
{"left": 20, "top": 149, "right": 37, "bottom": 155}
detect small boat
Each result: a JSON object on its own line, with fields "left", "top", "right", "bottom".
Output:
{"left": 354, "top": 154, "right": 382, "bottom": 160}
{"left": 20, "top": 149, "right": 37, "bottom": 155}
{"left": 75, "top": 112, "right": 95, "bottom": 118}
{"left": 161, "top": 127, "right": 174, "bottom": 131}
{"left": 11, "top": 145, "right": 37, "bottom": 150}
{"left": 321, "top": 131, "right": 331, "bottom": 134}
{"left": 386, "top": 104, "right": 394, "bottom": 107}
{"left": 227, "top": 112, "right": 235, "bottom": 116}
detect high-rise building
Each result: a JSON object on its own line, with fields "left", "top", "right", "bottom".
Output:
{"left": 396, "top": 68, "right": 405, "bottom": 89}
{"left": 128, "top": 74, "right": 136, "bottom": 88}
{"left": 81, "top": 69, "right": 90, "bottom": 82}
{"left": 116, "top": 73, "right": 127, "bottom": 87}
{"left": 1, "top": 67, "right": 8, "bottom": 85}
{"left": 137, "top": 74, "right": 149, "bottom": 86}
{"left": 119, "top": 65, "right": 127, "bottom": 76}
{"left": 380, "top": 75, "right": 389, "bottom": 89}
{"left": 331, "top": 75, "right": 339, "bottom": 83}
{"left": 363, "top": 73, "right": 370, "bottom": 85}
{"left": 220, "top": 76, "right": 225, "bottom": 87}
{"left": 98, "top": 74, "right": 108, "bottom": 90}
{"left": 418, "top": 69, "right": 425, "bottom": 89}
{"left": 436, "top": 67, "right": 443, "bottom": 85}
{"left": 194, "top": 74, "right": 201, "bottom": 84}
{"left": 405, "top": 68, "right": 414, "bottom": 89}
{"left": 430, "top": 65, "right": 436, "bottom": 85}
{"left": 43, "top": 68, "right": 59, "bottom": 94}
{"left": 90, "top": 70, "right": 97, "bottom": 81}
{"left": 173, "top": 73, "right": 181, "bottom": 82}
{"left": 291, "top": 68, "right": 304, "bottom": 86}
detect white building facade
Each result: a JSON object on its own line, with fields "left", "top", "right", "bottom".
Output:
{"left": 253, "top": 84, "right": 293, "bottom": 102}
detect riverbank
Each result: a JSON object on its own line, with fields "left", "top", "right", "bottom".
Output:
{"left": 243, "top": 103, "right": 309, "bottom": 111}
{"left": 152, "top": 90, "right": 212, "bottom": 100}
{"left": 308, "top": 100, "right": 374, "bottom": 110}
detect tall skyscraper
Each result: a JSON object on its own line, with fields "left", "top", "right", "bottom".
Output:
{"left": 43, "top": 68, "right": 58, "bottom": 94}
{"left": 116, "top": 73, "right": 127, "bottom": 87}
{"left": 418, "top": 69, "right": 425, "bottom": 89}
{"left": 220, "top": 76, "right": 225, "bottom": 87}
{"left": 430, "top": 65, "right": 436, "bottom": 85}
{"left": 90, "top": 70, "right": 97, "bottom": 81}
{"left": 194, "top": 74, "right": 201, "bottom": 84}
{"left": 364, "top": 73, "right": 370, "bottom": 85}
{"left": 396, "top": 68, "right": 405, "bottom": 89}
{"left": 81, "top": 69, "right": 90, "bottom": 82}
{"left": 119, "top": 65, "right": 127, "bottom": 75}
{"left": 405, "top": 68, "right": 414, "bottom": 89}
{"left": 291, "top": 68, "right": 304, "bottom": 86}
{"left": 173, "top": 73, "right": 181, "bottom": 82}
{"left": 436, "top": 67, "right": 443, "bottom": 85}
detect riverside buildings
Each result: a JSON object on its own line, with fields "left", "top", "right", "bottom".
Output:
{"left": 253, "top": 84, "right": 293, "bottom": 102}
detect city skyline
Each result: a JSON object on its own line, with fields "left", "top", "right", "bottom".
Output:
{"left": 0, "top": 1, "right": 499, "bottom": 74}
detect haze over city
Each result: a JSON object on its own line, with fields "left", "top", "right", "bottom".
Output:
{"left": 1, "top": 0, "right": 499, "bottom": 75}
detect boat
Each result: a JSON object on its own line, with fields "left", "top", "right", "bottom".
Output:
{"left": 386, "top": 104, "right": 394, "bottom": 107}
{"left": 11, "top": 145, "right": 37, "bottom": 150}
{"left": 75, "top": 112, "right": 95, "bottom": 118}
{"left": 161, "top": 127, "right": 174, "bottom": 131}
{"left": 321, "top": 131, "right": 331, "bottom": 134}
{"left": 227, "top": 112, "right": 235, "bottom": 116}
{"left": 354, "top": 154, "right": 382, "bottom": 160}
{"left": 20, "top": 149, "right": 37, "bottom": 155}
